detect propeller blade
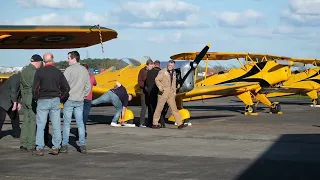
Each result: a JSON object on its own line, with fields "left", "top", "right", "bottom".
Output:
{"left": 178, "top": 44, "right": 211, "bottom": 90}
{"left": 190, "top": 44, "right": 211, "bottom": 69}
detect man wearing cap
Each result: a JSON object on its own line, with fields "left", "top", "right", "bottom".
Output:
{"left": 20, "top": 54, "right": 44, "bottom": 151}
{"left": 152, "top": 60, "right": 187, "bottom": 129}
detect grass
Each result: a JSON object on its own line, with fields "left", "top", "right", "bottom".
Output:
{"left": 280, "top": 94, "right": 310, "bottom": 99}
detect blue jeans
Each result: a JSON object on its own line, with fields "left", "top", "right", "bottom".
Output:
{"left": 62, "top": 100, "right": 85, "bottom": 146}
{"left": 35, "top": 97, "right": 61, "bottom": 150}
{"left": 91, "top": 91, "right": 122, "bottom": 123}
{"left": 83, "top": 99, "right": 92, "bottom": 131}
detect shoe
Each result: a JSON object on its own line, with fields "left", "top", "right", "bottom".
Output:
{"left": 49, "top": 148, "right": 59, "bottom": 155}
{"left": 152, "top": 125, "right": 160, "bottom": 129}
{"left": 140, "top": 124, "right": 146, "bottom": 128}
{"left": 59, "top": 145, "right": 68, "bottom": 153}
{"left": 178, "top": 123, "right": 188, "bottom": 129}
{"left": 32, "top": 149, "right": 44, "bottom": 156}
{"left": 110, "top": 122, "right": 121, "bottom": 127}
{"left": 80, "top": 145, "right": 87, "bottom": 154}
{"left": 20, "top": 146, "right": 27, "bottom": 151}
{"left": 160, "top": 124, "right": 166, "bottom": 128}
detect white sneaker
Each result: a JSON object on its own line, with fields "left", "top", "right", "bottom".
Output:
{"left": 110, "top": 122, "right": 121, "bottom": 127}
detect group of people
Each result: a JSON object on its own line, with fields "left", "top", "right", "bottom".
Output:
{"left": 0, "top": 54, "right": 188, "bottom": 156}
{"left": 138, "top": 59, "right": 188, "bottom": 129}
{"left": 0, "top": 51, "right": 97, "bottom": 156}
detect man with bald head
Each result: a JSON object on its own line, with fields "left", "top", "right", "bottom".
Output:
{"left": 31, "top": 53, "right": 70, "bottom": 156}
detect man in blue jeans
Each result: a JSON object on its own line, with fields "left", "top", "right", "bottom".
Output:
{"left": 91, "top": 81, "right": 132, "bottom": 127}
{"left": 60, "top": 51, "right": 91, "bottom": 154}
{"left": 32, "top": 52, "right": 70, "bottom": 156}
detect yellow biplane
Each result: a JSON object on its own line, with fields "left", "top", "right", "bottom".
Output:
{"left": 262, "top": 58, "right": 320, "bottom": 106}
{"left": 169, "top": 52, "right": 304, "bottom": 117}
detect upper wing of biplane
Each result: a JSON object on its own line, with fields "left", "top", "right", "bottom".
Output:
{"left": 289, "top": 58, "right": 320, "bottom": 66}
{"left": 170, "top": 52, "right": 291, "bottom": 61}
{"left": 0, "top": 25, "right": 118, "bottom": 49}
{"left": 181, "top": 81, "right": 260, "bottom": 98}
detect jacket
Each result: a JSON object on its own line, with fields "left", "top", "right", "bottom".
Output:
{"left": 145, "top": 67, "right": 161, "bottom": 95}
{"left": 63, "top": 62, "right": 91, "bottom": 102}
{"left": 138, "top": 67, "right": 148, "bottom": 89}
{"left": 0, "top": 73, "right": 21, "bottom": 111}
{"left": 20, "top": 63, "right": 37, "bottom": 108}
{"left": 32, "top": 64, "right": 70, "bottom": 102}
{"left": 155, "top": 68, "right": 176, "bottom": 95}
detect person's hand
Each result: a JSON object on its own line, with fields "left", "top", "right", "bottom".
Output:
{"left": 17, "top": 103, "right": 21, "bottom": 111}
{"left": 120, "top": 118, "right": 125, "bottom": 124}
{"left": 12, "top": 102, "right": 17, "bottom": 111}
{"left": 158, "top": 86, "right": 163, "bottom": 92}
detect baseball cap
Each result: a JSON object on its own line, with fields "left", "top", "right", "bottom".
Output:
{"left": 30, "top": 54, "right": 43, "bottom": 62}
{"left": 168, "top": 60, "right": 175, "bottom": 64}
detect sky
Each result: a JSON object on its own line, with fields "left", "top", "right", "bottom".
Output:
{"left": 1, "top": 0, "right": 319, "bottom": 68}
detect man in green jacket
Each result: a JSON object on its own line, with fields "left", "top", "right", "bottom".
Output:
{"left": 20, "top": 54, "right": 43, "bottom": 151}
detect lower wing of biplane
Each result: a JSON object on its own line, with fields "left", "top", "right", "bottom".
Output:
{"left": 263, "top": 77, "right": 320, "bottom": 106}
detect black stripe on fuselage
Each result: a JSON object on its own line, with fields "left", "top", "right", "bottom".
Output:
{"left": 307, "top": 79, "right": 320, "bottom": 84}
{"left": 215, "top": 61, "right": 268, "bottom": 85}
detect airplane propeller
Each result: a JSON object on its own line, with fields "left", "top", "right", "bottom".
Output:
{"left": 177, "top": 44, "right": 211, "bottom": 92}
{"left": 276, "top": 60, "right": 304, "bottom": 67}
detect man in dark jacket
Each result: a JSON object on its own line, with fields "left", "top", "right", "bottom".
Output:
{"left": 144, "top": 60, "right": 167, "bottom": 128}
{"left": 0, "top": 72, "right": 22, "bottom": 138}
{"left": 32, "top": 53, "right": 70, "bottom": 156}
{"left": 137, "top": 59, "right": 153, "bottom": 127}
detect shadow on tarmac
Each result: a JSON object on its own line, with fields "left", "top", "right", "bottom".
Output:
{"left": 235, "top": 134, "right": 320, "bottom": 180}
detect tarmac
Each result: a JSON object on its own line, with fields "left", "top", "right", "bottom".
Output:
{"left": 1, "top": 97, "right": 320, "bottom": 180}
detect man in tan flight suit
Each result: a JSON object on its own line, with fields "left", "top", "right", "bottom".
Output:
{"left": 152, "top": 60, "right": 187, "bottom": 129}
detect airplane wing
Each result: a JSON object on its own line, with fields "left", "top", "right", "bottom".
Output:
{"left": 289, "top": 58, "right": 320, "bottom": 65}
{"left": 182, "top": 82, "right": 260, "bottom": 98}
{"left": 170, "top": 52, "right": 291, "bottom": 61}
{"left": 260, "top": 80, "right": 320, "bottom": 94}
{"left": 0, "top": 25, "right": 118, "bottom": 49}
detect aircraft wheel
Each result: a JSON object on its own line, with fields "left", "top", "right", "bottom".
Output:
{"left": 270, "top": 103, "right": 281, "bottom": 114}
{"left": 245, "top": 105, "right": 257, "bottom": 114}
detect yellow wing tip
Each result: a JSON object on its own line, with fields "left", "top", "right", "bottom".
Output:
{"left": 206, "top": 44, "right": 211, "bottom": 48}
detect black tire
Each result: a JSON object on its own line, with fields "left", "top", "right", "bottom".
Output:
{"left": 245, "top": 105, "right": 257, "bottom": 113}
{"left": 270, "top": 104, "right": 281, "bottom": 114}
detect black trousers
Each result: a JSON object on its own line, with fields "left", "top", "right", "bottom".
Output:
{"left": 0, "top": 106, "right": 21, "bottom": 138}
{"left": 147, "top": 95, "right": 168, "bottom": 127}
{"left": 140, "top": 90, "right": 147, "bottom": 126}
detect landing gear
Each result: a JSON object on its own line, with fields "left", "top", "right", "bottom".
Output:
{"left": 311, "top": 98, "right": 320, "bottom": 107}
{"left": 169, "top": 108, "right": 192, "bottom": 126}
{"left": 269, "top": 102, "right": 282, "bottom": 114}
{"left": 244, "top": 104, "right": 258, "bottom": 115}
{"left": 312, "top": 98, "right": 318, "bottom": 105}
